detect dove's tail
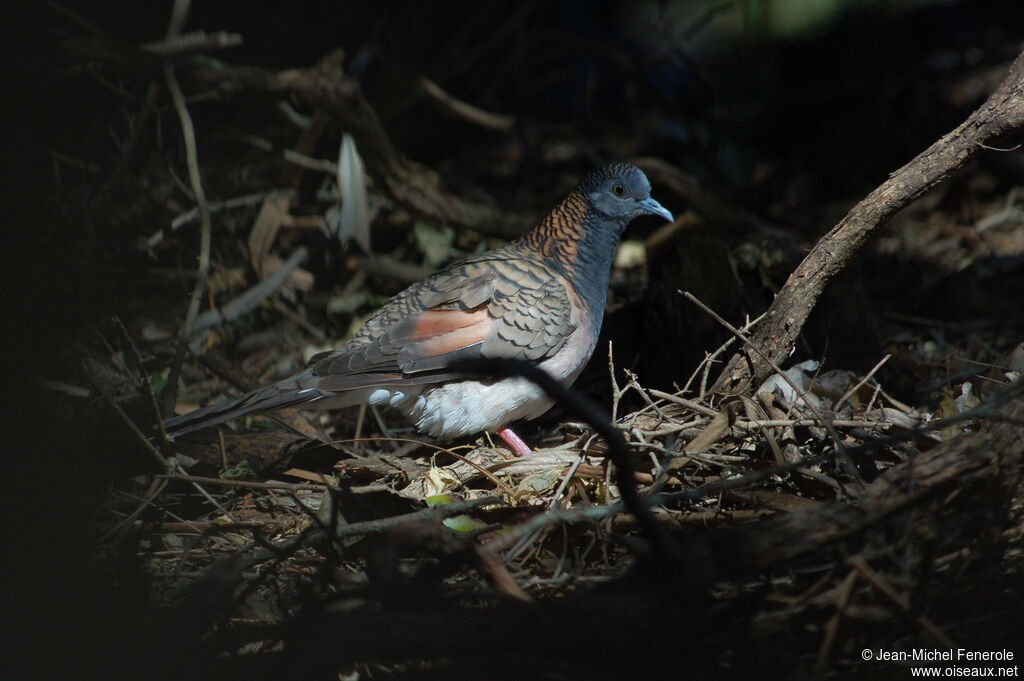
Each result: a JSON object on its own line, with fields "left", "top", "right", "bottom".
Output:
{"left": 163, "top": 378, "right": 324, "bottom": 438}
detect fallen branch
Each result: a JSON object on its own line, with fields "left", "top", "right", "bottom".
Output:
{"left": 713, "top": 380, "right": 1024, "bottom": 571}
{"left": 189, "top": 50, "right": 531, "bottom": 238}
{"left": 140, "top": 30, "right": 243, "bottom": 58}
{"left": 189, "top": 245, "right": 310, "bottom": 342}
{"left": 419, "top": 76, "right": 516, "bottom": 132}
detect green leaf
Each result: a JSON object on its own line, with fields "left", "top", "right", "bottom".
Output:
{"left": 221, "top": 459, "right": 256, "bottom": 480}
{"left": 150, "top": 370, "right": 168, "bottom": 393}
{"left": 442, "top": 515, "right": 488, "bottom": 533}
{"left": 425, "top": 494, "right": 454, "bottom": 508}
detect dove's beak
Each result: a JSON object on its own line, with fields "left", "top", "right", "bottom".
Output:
{"left": 639, "top": 197, "right": 674, "bottom": 223}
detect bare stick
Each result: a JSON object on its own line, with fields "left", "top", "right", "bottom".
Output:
{"left": 237, "top": 495, "right": 501, "bottom": 570}
{"left": 146, "top": 192, "right": 271, "bottom": 250}
{"left": 848, "top": 556, "right": 956, "bottom": 648}
{"left": 681, "top": 290, "right": 864, "bottom": 494}
{"left": 813, "top": 570, "right": 859, "bottom": 677}
{"left": 606, "top": 341, "right": 628, "bottom": 422}
{"left": 831, "top": 353, "right": 891, "bottom": 411}
{"left": 84, "top": 370, "right": 171, "bottom": 473}
{"left": 160, "top": 61, "right": 213, "bottom": 416}
{"left": 175, "top": 460, "right": 237, "bottom": 523}
{"left": 687, "top": 313, "right": 764, "bottom": 398}
{"left": 141, "top": 30, "right": 242, "bottom": 58}
{"left": 101, "top": 477, "right": 169, "bottom": 542}
{"left": 113, "top": 316, "right": 173, "bottom": 448}
{"left": 154, "top": 474, "right": 390, "bottom": 493}
{"left": 419, "top": 77, "right": 515, "bottom": 132}
{"left": 648, "top": 389, "right": 720, "bottom": 418}
{"left": 189, "top": 245, "right": 310, "bottom": 339}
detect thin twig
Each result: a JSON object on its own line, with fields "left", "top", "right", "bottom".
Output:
{"left": 451, "top": 357, "right": 686, "bottom": 569}
{"left": 624, "top": 370, "right": 670, "bottom": 421}
{"left": 735, "top": 418, "right": 895, "bottom": 429}
{"left": 607, "top": 340, "right": 623, "bottom": 422}
{"left": 237, "top": 495, "right": 501, "bottom": 570}
{"left": 681, "top": 290, "right": 864, "bottom": 495}
{"left": 175, "top": 461, "right": 238, "bottom": 523}
{"left": 141, "top": 30, "right": 243, "bottom": 58}
{"left": 101, "top": 477, "right": 169, "bottom": 542}
{"left": 549, "top": 452, "right": 587, "bottom": 510}
{"left": 813, "top": 569, "right": 859, "bottom": 678}
{"left": 164, "top": 0, "right": 190, "bottom": 39}
{"left": 438, "top": 448, "right": 517, "bottom": 497}
{"left": 156, "top": 474, "right": 393, "bottom": 493}
{"left": 419, "top": 76, "right": 516, "bottom": 132}
{"left": 84, "top": 370, "right": 171, "bottom": 472}
{"left": 113, "top": 316, "right": 173, "bottom": 448}
{"left": 160, "top": 61, "right": 213, "bottom": 416}
{"left": 832, "top": 354, "right": 891, "bottom": 412}
{"left": 682, "top": 312, "right": 765, "bottom": 398}
{"left": 146, "top": 192, "right": 271, "bottom": 250}
{"left": 648, "top": 389, "right": 719, "bottom": 418}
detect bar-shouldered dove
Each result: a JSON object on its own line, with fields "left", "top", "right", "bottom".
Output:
{"left": 164, "top": 163, "right": 673, "bottom": 455}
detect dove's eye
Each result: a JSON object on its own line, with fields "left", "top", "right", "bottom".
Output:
{"left": 612, "top": 184, "right": 626, "bottom": 197}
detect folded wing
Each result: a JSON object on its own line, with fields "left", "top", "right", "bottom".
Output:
{"left": 310, "top": 255, "right": 576, "bottom": 391}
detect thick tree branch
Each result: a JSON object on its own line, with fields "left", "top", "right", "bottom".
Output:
{"left": 712, "top": 49, "right": 1024, "bottom": 395}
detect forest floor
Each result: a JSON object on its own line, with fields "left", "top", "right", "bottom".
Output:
{"left": 16, "top": 3, "right": 1024, "bottom": 680}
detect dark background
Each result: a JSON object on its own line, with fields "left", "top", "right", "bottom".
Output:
{"left": 5, "top": 1, "right": 1024, "bottom": 679}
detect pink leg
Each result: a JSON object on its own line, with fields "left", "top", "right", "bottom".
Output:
{"left": 496, "top": 425, "right": 533, "bottom": 457}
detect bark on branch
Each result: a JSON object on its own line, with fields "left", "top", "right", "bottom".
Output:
{"left": 712, "top": 49, "right": 1024, "bottom": 395}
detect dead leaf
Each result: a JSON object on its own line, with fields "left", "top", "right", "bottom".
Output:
{"left": 423, "top": 464, "right": 460, "bottom": 498}
{"left": 512, "top": 467, "right": 563, "bottom": 502}
{"left": 413, "top": 221, "right": 455, "bottom": 268}
{"left": 248, "top": 191, "right": 292, "bottom": 278}
{"left": 684, "top": 408, "right": 731, "bottom": 454}
{"left": 398, "top": 448, "right": 509, "bottom": 501}
{"left": 282, "top": 468, "right": 338, "bottom": 485}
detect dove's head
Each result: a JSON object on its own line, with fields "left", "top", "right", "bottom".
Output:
{"left": 581, "top": 163, "right": 674, "bottom": 226}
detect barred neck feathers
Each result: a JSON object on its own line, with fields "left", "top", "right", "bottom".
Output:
{"left": 514, "top": 190, "right": 624, "bottom": 294}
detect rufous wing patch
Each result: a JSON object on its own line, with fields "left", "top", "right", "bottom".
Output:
{"left": 392, "top": 304, "right": 490, "bottom": 343}
{"left": 409, "top": 322, "right": 490, "bottom": 358}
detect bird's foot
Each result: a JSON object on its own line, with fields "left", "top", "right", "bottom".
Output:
{"left": 496, "top": 426, "right": 533, "bottom": 457}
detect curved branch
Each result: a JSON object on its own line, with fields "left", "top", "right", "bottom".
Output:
{"left": 712, "top": 49, "right": 1024, "bottom": 395}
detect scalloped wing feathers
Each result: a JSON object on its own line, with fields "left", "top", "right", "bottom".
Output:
{"left": 310, "top": 251, "right": 575, "bottom": 392}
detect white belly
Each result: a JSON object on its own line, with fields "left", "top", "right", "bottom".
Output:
{"left": 404, "top": 322, "right": 597, "bottom": 438}
{"left": 404, "top": 377, "right": 551, "bottom": 437}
